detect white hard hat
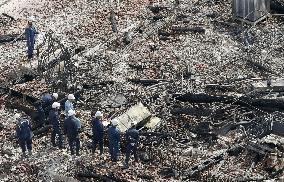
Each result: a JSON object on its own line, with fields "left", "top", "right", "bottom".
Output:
{"left": 52, "top": 93, "right": 58, "bottom": 100}
{"left": 14, "top": 113, "right": 21, "bottom": 120}
{"left": 52, "top": 102, "right": 60, "bottom": 109}
{"left": 68, "top": 110, "right": 76, "bottom": 116}
{"left": 68, "top": 94, "right": 75, "bottom": 100}
{"left": 111, "top": 119, "right": 119, "bottom": 126}
{"left": 95, "top": 111, "right": 103, "bottom": 117}
{"left": 27, "top": 16, "right": 35, "bottom": 22}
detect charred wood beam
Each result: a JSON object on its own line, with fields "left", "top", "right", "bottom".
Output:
{"left": 33, "top": 125, "right": 52, "bottom": 137}
{"left": 137, "top": 174, "right": 155, "bottom": 180}
{"left": 0, "top": 34, "right": 25, "bottom": 44}
{"left": 171, "top": 107, "right": 212, "bottom": 116}
{"left": 158, "top": 31, "right": 172, "bottom": 37}
{"left": 6, "top": 100, "right": 36, "bottom": 117}
{"left": 271, "top": 0, "right": 284, "bottom": 14}
{"left": 246, "top": 99, "right": 284, "bottom": 111}
{"left": 247, "top": 142, "right": 274, "bottom": 155}
{"left": 205, "top": 84, "right": 235, "bottom": 92}
{"left": 77, "top": 172, "right": 110, "bottom": 181}
{"left": 2, "top": 13, "right": 16, "bottom": 21}
{"left": 172, "top": 26, "right": 205, "bottom": 34}
{"left": 128, "top": 79, "right": 172, "bottom": 86}
{"left": 148, "top": 6, "right": 169, "bottom": 14}
{"left": 8, "top": 88, "right": 38, "bottom": 103}
{"left": 183, "top": 153, "right": 224, "bottom": 179}
{"left": 153, "top": 15, "right": 164, "bottom": 21}
{"left": 255, "top": 86, "right": 284, "bottom": 93}
{"left": 77, "top": 172, "right": 128, "bottom": 182}
{"left": 176, "top": 93, "right": 284, "bottom": 111}
{"left": 183, "top": 144, "right": 244, "bottom": 180}
{"left": 159, "top": 36, "right": 171, "bottom": 41}
{"left": 175, "top": 93, "right": 234, "bottom": 103}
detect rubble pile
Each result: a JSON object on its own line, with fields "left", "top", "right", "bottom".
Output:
{"left": 0, "top": 0, "right": 284, "bottom": 181}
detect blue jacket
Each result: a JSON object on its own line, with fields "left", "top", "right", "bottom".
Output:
{"left": 25, "top": 26, "right": 36, "bottom": 47}
{"left": 63, "top": 116, "right": 81, "bottom": 138}
{"left": 42, "top": 94, "right": 53, "bottom": 107}
{"left": 126, "top": 127, "right": 139, "bottom": 144}
{"left": 64, "top": 100, "right": 74, "bottom": 115}
{"left": 92, "top": 118, "right": 104, "bottom": 137}
{"left": 16, "top": 119, "right": 32, "bottom": 140}
{"left": 35, "top": 104, "right": 46, "bottom": 121}
{"left": 49, "top": 109, "right": 60, "bottom": 128}
{"left": 107, "top": 126, "right": 120, "bottom": 144}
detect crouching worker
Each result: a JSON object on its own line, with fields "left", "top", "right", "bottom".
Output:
{"left": 64, "top": 110, "right": 81, "bottom": 156}
{"left": 15, "top": 113, "right": 33, "bottom": 157}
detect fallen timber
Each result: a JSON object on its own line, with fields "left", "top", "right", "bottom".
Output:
{"left": 175, "top": 93, "right": 284, "bottom": 111}
{"left": 0, "top": 34, "right": 25, "bottom": 44}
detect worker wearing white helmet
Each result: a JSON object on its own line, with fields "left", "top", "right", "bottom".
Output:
{"left": 91, "top": 111, "right": 104, "bottom": 155}
{"left": 51, "top": 102, "right": 60, "bottom": 109}
{"left": 49, "top": 102, "right": 63, "bottom": 149}
{"left": 25, "top": 16, "right": 37, "bottom": 59}
{"left": 124, "top": 121, "right": 139, "bottom": 169}
{"left": 107, "top": 118, "right": 121, "bottom": 162}
{"left": 27, "top": 16, "right": 36, "bottom": 23}
{"left": 111, "top": 119, "right": 119, "bottom": 126}
{"left": 15, "top": 113, "right": 33, "bottom": 157}
{"left": 65, "top": 94, "right": 75, "bottom": 116}
{"left": 14, "top": 113, "right": 21, "bottom": 120}
{"left": 63, "top": 109, "right": 81, "bottom": 155}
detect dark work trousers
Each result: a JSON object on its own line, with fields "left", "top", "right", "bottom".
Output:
{"left": 125, "top": 143, "right": 138, "bottom": 165}
{"left": 93, "top": 135, "right": 103, "bottom": 155}
{"left": 68, "top": 137, "right": 80, "bottom": 155}
{"left": 51, "top": 127, "right": 63, "bottom": 148}
{"left": 109, "top": 141, "right": 119, "bottom": 162}
{"left": 19, "top": 138, "right": 32, "bottom": 154}
{"left": 37, "top": 113, "right": 46, "bottom": 128}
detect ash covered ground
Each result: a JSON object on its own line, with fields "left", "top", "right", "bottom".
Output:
{"left": 0, "top": 0, "right": 284, "bottom": 181}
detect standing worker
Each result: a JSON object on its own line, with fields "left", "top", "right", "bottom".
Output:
{"left": 91, "top": 111, "right": 104, "bottom": 155}
{"left": 25, "top": 16, "right": 37, "bottom": 59}
{"left": 49, "top": 102, "right": 63, "bottom": 149}
{"left": 64, "top": 110, "right": 81, "bottom": 156}
{"left": 123, "top": 122, "right": 139, "bottom": 169}
{"left": 42, "top": 93, "right": 58, "bottom": 118}
{"left": 65, "top": 94, "right": 75, "bottom": 117}
{"left": 107, "top": 119, "right": 121, "bottom": 162}
{"left": 15, "top": 113, "right": 33, "bottom": 157}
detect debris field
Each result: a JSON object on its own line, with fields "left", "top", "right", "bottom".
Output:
{"left": 0, "top": 0, "right": 284, "bottom": 181}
